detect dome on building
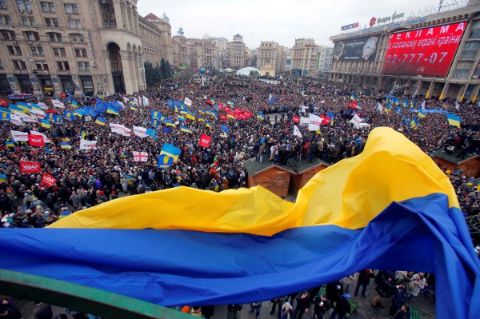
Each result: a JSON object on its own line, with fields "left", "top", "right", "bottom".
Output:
{"left": 236, "top": 67, "right": 260, "bottom": 76}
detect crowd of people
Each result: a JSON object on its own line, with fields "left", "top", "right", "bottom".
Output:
{"left": 0, "top": 74, "right": 479, "bottom": 318}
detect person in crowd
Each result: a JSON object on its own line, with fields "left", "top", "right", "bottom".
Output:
{"left": 354, "top": 269, "right": 375, "bottom": 298}
{"left": 329, "top": 293, "right": 351, "bottom": 319}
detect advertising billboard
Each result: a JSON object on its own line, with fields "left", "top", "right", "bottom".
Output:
{"left": 382, "top": 21, "right": 467, "bottom": 77}
{"left": 333, "top": 36, "right": 379, "bottom": 62}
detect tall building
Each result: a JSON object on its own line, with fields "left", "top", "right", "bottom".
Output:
{"left": 292, "top": 38, "right": 319, "bottom": 76}
{"left": 0, "top": 0, "right": 147, "bottom": 96}
{"left": 172, "top": 33, "right": 220, "bottom": 69}
{"left": 140, "top": 13, "right": 172, "bottom": 65}
{"left": 257, "top": 41, "right": 288, "bottom": 76}
{"left": 226, "top": 34, "right": 247, "bottom": 69}
{"left": 172, "top": 29, "right": 189, "bottom": 67}
{"left": 210, "top": 37, "right": 228, "bottom": 68}
{"left": 328, "top": 0, "right": 480, "bottom": 101}
{"left": 317, "top": 46, "right": 333, "bottom": 75}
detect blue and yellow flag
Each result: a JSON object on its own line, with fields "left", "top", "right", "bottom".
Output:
{"left": 59, "top": 142, "right": 72, "bottom": 150}
{"left": 0, "top": 111, "right": 10, "bottom": 121}
{"left": 447, "top": 113, "right": 461, "bottom": 128}
{"left": 159, "top": 143, "right": 181, "bottom": 162}
{"left": 5, "top": 140, "right": 14, "bottom": 148}
{"left": 0, "top": 173, "right": 6, "bottom": 183}
{"left": 164, "top": 119, "right": 176, "bottom": 127}
{"left": 180, "top": 126, "right": 192, "bottom": 134}
{"left": 418, "top": 110, "right": 426, "bottom": 118}
{"left": 0, "top": 128, "right": 479, "bottom": 319}
{"left": 95, "top": 117, "right": 106, "bottom": 126}
{"left": 40, "top": 119, "right": 51, "bottom": 129}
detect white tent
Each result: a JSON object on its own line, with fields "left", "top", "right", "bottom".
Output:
{"left": 236, "top": 67, "right": 260, "bottom": 76}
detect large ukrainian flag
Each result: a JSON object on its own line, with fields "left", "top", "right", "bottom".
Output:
{"left": 0, "top": 127, "right": 478, "bottom": 319}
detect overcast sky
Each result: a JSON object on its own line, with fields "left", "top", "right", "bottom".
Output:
{"left": 138, "top": 0, "right": 442, "bottom": 48}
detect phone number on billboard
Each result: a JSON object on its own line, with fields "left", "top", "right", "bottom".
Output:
{"left": 384, "top": 52, "right": 449, "bottom": 65}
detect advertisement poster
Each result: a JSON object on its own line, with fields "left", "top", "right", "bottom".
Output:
{"left": 382, "top": 21, "right": 467, "bottom": 77}
{"left": 333, "top": 36, "right": 379, "bottom": 62}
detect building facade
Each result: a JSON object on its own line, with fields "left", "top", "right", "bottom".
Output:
{"left": 317, "top": 46, "right": 333, "bottom": 75}
{"left": 256, "top": 41, "right": 288, "bottom": 76}
{"left": 329, "top": 0, "right": 480, "bottom": 102}
{"left": 171, "top": 34, "right": 220, "bottom": 69}
{"left": 140, "top": 12, "right": 172, "bottom": 66}
{"left": 292, "top": 38, "right": 319, "bottom": 76}
{"left": 0, "top": 0, "right": 176, "bottom": 97}
{"left": 226, "top": 34, "right": 248, "bottom": 69}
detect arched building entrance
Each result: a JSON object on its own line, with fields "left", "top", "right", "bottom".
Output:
{"left": 107, "top": 42, "right": 125, "bottom": 94}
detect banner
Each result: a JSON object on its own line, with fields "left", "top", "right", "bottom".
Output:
{"left": 28, "top": 134, "right": 45, "bottom": 147}
{"left": 133, "top": 126, "right": 148, "bottom": 138}
{"left": 333, "top": 36, "right": 379, "bottom": 62}
{"left": 184, "top": 97, "right": 193, "bottom": 107}
{"left": 41, "top": 173, "right": 56, "bottom": 187}
{"left": 293, "top": 125, "right": 303, "bottom": 138}
{"left": 198, "top": 134, "right": 212, "bottom": 148}
{"left": 109, "top": 123, "right": 131, "bottom": 137}
{"left": 30, "top": 130, "right": 51, "bottom": 143}
{"left": 10, "top": 130, "right": 28, "bottom": 142}
{"left": 382, "top": 22, "right": 467, "bottom": 77}
{"left": 80, "top": 139, "right": 97, "bottom": 150}
{"left": 133, "top": 151, "right": 148, "bottom": 162}
{"left": 52, "top": 99, "right": 65, "bottom": 109}
{"left": 308, "top": 114, "right": 321, "bottom": 131}
{"left": 19, "top": 161, "right": 41, "bottom": 174}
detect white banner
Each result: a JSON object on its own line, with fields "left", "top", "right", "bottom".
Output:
{"left": 37, "top": 102, "right": 49, "bottom": 110}
{"left": 10, "top": 114, "right": 23, "bottom": 126}
{"left": 109, "top": 123, "right": 131, "bottom": 137}
{"left": 10, "top": 130, "right": 28, "bottom": 142}
{"left": 184, "top": 97, "right": 193, "bottom": 107}
{"left": 308, "top": 114, "right": 321, "bottom": 131}
{"left": 133, "top": 151, "right": 148, "bottom": 162}
{"left": 80, "top": 139, "right": 97, "bottom": 150}
{"left": 293, "top": 125, "right": 303, "bottom": 138}
{"left": 52, "top": 99, "right": 65, "bottom": 109}
{"left": 30, "top": 108, "right": 46, "bottom": 117}
{"left": 133, "top": 126, "right": 148, "bottom": 138}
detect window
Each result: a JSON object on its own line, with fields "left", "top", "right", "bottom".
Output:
{"left": 45, "top": 17, "right": 58, "bottom": 27}
{"left": 0, "top": 30, "right": 15, "bottom": 40}
{"left": 64, "top": 3, "right": 79, "bottom": 14}
{"left": 13, "top": 59, "right": 27, "bottom": 71}
{"left": 35, "top": 61, "right": 49, "bottom": 71}
{"left": 57, "top": 61, "right": 69, "bottom": 71}
{"left": 0, "top": 0, "right": 6, "bottom": 9}
{"left": 67, "top": 19, "right": 81, "bottom": 29}
{"left": 0, "top": 59, "right": 4, "bottom": 70}
{"left": 21, "top": 16, "right": 35, "bottom": 26}
{"left": 48, "top": 32, "right": 62, "bottom": 42}
{"left": 40, "top": 1, "right": 54, "bottom": 13}
{"left": 24, "top": 31, "right": 39, "bottom": 41}
{"left": 53, "top": 47, "right": 66, "bottom": 57}
{"left": 0, "top": 14, "right": 10, "bottom": 25}
{"left": 77, "top": 61, "right": 89, "bottom": 72}
{"left": 69, "top": 33, "right": 84, "bottom": 43}
{"left": 7, "top": 45, "right": 22, "bottom": 56}
{"left": 31, "top": 46, "right": 44, "bottom": 56}
{"left": 16, "top": 0, "right": 31, "bottom": 13}
{"left": 74, "top": 48, "right": 87, "bottom": 57}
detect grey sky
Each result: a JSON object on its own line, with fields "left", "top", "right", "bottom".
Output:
{"left": 138, "top": 0, "right": 441, "bottom": 48}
